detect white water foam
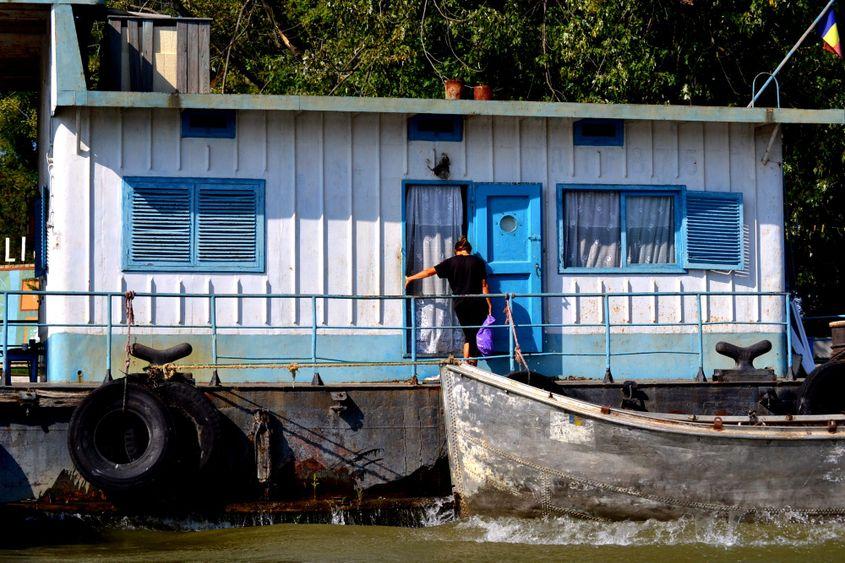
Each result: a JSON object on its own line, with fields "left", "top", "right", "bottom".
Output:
{"left": 454, "top": 513, "right": 845, "bottom": 548}
{"left": 419, "top": 497, "right": 457, "bottom": 527}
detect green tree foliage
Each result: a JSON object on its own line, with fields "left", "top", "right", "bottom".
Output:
{"left": 3, "top": 0, "right": 845, "bottom": 314}
{"left": 0, "top": 92, "right": 38, "bottom": 249}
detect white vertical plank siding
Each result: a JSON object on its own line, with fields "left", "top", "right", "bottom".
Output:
{"left": 295, "top": 112, "right": 322, "bottom": 326}
{"left": 352, "top": 114, "right": 380, "bottom": 324}
{"left": 43, "top": 109, "right": 783, "bottom": 341}
{"left": 378, "top": 114, "right": 405, "bottom": 327}
{"left": 323, "top": 112, "right": 352, "bottom": 325}
{"left": 756, "top": 124, "right": 786, "bottom": 323}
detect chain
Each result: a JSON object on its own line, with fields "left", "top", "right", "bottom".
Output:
{"left": 161, "top": 358, "right": 453, "bottom": 376}
{"left": 121, "top": 291, "right": 136, "bottom": 411}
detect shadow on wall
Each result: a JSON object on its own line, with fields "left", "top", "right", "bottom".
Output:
{"left": 0, "top": 445, "right": 34, "bottom": 503}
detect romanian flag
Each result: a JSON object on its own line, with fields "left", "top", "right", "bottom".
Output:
{"left": 820, "top": 9, "right": 843, "bottom": 58}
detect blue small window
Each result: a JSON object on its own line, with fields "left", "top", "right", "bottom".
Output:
{"left": 684, "top": 191, "right": 744, "bottom": 270}
{"left": 181, "top": 109, "right": 236, "bottom": 139}
{"left": 573, "top": 118, "right": 624, "bottom": 146}
{"left": 408, "top": 114, "right": 463, "bottom": 142}
{"left": 123, "top": 177, "right": 264, "bottom": 272}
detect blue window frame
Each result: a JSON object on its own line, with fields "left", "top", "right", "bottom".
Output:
{"left": 407, "top": 114, "right": 463, "bottom": 142}
{"left": 573, "top": 118, "right": 624, "bottom": 146}
{"left": 557, "top": 184, "right": 685, "bottom": 274}
{"left": 181, "top": 109, "right": 237, "bottom": 138}
{"left": 123, "top": 177, "right": 265, "bottom": 272}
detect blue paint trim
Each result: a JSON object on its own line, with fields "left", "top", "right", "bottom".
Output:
{"left": 573, "top": 118, "right": 624, "bottom": 146}
{"left": 557, "top": 184, "right": 686, "bottom": 274}
{"left": 407, "top": 114, "right": 464, "bottom": 142}
{"left": 401, "top": 179, "right": 472, "bottom": 357}
{"left": 43, "top": 329, "right": 787, "bottom": 383}
{"left": 472, "top": 182, "right": 544, "bottom": 353}
{"left": 181, "top": 109, "right": 237, "bottom": 139}
{"left": 122, "top": 176, "right": 265, "bottom": 273}
{"left": 682, "top": 190, "right": 745, "bottom": 271}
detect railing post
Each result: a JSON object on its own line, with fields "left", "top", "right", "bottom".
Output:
{"left": 209, "top": 294, "right": 220, "bottom": 386}
{"left": 602, "top": 293, "right": 612, "bottom": 383}
{"left": 695, "top": 293, "right": 705, "bottom": 382}
{"left": 105, "top": 294, "right": 113, "bottom": 382}
{"left": 311, "top": 295, "right": 318, "bottom": 370}
{"left": 507, "top": 294, "right": 516, "bottom": 372}
{"left": 410, "top": 296, "right": 417, "bottom": 379}
{"left": 785, "top": 292, "right": 793, "bottom": 379}
{"left": 2, "top": 292, "right": 8, "bottom": 386}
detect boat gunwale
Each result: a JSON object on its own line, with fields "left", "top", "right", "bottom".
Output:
{"left": 442, "top": 364, "right": 845, "bottom": 441}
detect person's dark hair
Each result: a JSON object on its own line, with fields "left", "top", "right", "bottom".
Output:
{"left": 454, "top": 236, "right": 472, "bottom": 253}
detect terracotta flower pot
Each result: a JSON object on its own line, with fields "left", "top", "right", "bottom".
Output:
{"left": 444, "top": 79, "right": 464, "bottom": 100}
{"left": 473, "top": 84, "right": 493, "bottom": 100}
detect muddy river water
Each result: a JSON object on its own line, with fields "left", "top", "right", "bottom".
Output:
{"left": 5, "top": 506, "right": 845, "bottom": 561}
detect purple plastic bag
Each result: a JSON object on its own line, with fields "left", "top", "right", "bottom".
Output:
{"left": 476, "top": 315, "right": 496, "bottom": 356}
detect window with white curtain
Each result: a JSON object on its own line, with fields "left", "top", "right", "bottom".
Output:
{"left": 561, "top": 186, "right": 680, "bottom": 272}
{"left": 405, "top": 184, "right": 465, "bottom": 355}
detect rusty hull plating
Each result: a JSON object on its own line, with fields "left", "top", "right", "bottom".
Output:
{"left": 0, "top": 382, "right": 450, "bottom": 521}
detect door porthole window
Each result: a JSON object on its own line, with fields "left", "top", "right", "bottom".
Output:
{"left": 500, "top": 214, "right": 518, "bottom": 233}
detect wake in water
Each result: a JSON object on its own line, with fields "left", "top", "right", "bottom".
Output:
{"left": 452, "top": 512, "right": 845, "bottom": 548}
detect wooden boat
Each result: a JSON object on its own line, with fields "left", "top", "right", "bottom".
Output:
{"left": 440, "top": 363, "right": 845, "bottom": 521}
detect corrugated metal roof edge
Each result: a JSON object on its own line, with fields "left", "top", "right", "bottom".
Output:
{"left": 72, "top": 91, "right": 845, "bottom": 125}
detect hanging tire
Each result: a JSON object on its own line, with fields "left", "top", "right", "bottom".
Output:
{"left": 67, "top": 380, "right": 173, "bottom": 494}
{"left": 154, "top": 378, "right": 225, "bottom": 479}
{"left": 796, "top": 360, "right": 845, "bottom": 414}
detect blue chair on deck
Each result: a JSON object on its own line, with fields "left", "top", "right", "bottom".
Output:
{"left": 1, "top": 339, "right": 41, "bottom": 385}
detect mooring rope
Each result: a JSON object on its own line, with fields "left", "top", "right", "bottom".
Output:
{"left": 121, "top": 290, "right": 136, "bottom": 410}
{"left": 504, "top": 294, "right": 530, "bottom": 373}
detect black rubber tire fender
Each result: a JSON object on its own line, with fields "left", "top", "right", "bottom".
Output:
{"left": 796, "top": 360, "right": 845, "bottom": 415}
{"left": 154, "top": 379, "right": 225, "bottom": 476}
{"left": 67, "top": 380, "right": 173, "bottom": 493}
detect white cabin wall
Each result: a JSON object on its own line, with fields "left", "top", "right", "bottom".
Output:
{"left": 45, "top": 109, "right": 784, "bottom": 338}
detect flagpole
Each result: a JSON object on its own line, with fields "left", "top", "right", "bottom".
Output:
{"left": 748, "top": 0, "right": 837, "bottom": 107}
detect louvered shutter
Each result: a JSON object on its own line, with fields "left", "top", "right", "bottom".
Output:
{"left": 128, "top": 185, "right": 192, "bottom": 265}
{"left": 684, "top": 191, "right": 744, "bottom": 270}
{"left": 196, "top": 186, "right": 259, "bottom": 265}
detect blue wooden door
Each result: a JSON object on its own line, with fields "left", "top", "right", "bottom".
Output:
{"left": 471, "top": 183, "right": 542, "bottom": 353}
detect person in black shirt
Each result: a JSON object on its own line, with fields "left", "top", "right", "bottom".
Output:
{"left": 405, "top": 237, "right": 492, "bottom": 364}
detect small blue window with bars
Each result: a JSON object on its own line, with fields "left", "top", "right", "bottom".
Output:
{"left": 684, "top": 191, "right": 744, "bottom": 270}
{"left": 573, "top": 118, "right": 624, "bottom": 146}
{"left": 123, "top": 177, "right": 264, "bottom": 272}
{"left": 181, "top": 109, "right": 237, "bottom": 138}
{"left": 407, "top": 114, "right": 463, "bottom": 142}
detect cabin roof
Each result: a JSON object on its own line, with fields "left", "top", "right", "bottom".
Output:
{"left": 73, "top": 91, "right": 845, "bottom": 125}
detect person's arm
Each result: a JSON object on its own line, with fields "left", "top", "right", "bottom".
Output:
{"left": 405, "top": 267, "right": 437, "bottom": 288}
{"left": 482, "top": 278, "right": 492, "bottom": 315}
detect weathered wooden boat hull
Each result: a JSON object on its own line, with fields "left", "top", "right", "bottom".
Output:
{"left": 440, "top": 364, "right": 845, "bottom": 520}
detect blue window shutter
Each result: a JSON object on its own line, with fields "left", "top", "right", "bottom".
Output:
{"left": 684, "top": 191, "right": 744, "bottom": 270}
{"left": 129, "top": 185, "right": 192, "bottom": 265}
{"left": 196, "top": 185, "right": 259, "bottom": 265}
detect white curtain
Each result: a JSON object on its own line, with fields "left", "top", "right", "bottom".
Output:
{"left": 564, "top": 191, "right": 620, "bottom": 268}
{"left": 626, "top": 196, "right": 675, "bottom": 264}
{"left": 405, "top": 186, "right": 463, "bottom": 354}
